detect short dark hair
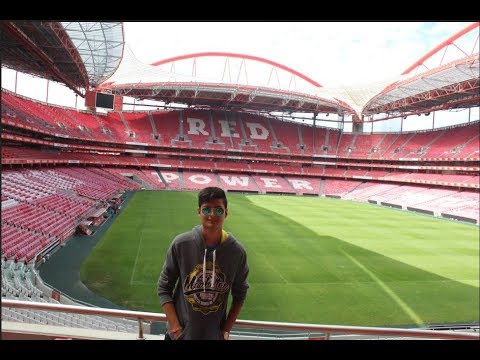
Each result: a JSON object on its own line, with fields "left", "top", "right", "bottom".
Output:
{"left": 198, "top": 187, "right": 227, "bottom": 208}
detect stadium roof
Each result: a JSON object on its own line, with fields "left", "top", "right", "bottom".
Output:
{"left": 99, "top": 48, "right": 357, "bottom": 116}
{"left": 1, "top": 21, "right": 478, "bottom": 122}
{"left": 0, "top": 21, "right": 124, "bottom": 96}
{"left": 361, "top": 22, "right": 480, "bottom": 121}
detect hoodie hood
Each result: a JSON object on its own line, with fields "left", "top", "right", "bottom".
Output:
{"left": 192, "top": 224, "right": 234, "bottom": 250}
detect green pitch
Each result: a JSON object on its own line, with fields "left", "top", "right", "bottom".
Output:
{"left": 80, "top": 191, "right": 479, "bottom": 327}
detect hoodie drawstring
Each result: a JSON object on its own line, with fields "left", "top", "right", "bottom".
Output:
{"left": 211, "top": 249, "right": 216, "bottom": 288}
{"left": 203, "top": 249, "right": 207, "bottom": 292}
{"left": 203, "top": 248, "right": 217, "bottom": 292}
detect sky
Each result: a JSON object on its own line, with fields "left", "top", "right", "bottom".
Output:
{"left": 122, "top": 22, "right": 472, "bottom": 86}
{"left": 1, "top": 21, "right": 478, "bottom": 131}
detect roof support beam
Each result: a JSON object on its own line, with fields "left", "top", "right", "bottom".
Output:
{"left": 3, "top": 22, "right": 83, "bottom": 97}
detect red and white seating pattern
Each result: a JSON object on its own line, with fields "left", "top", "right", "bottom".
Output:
{"left": 2, "top": 88, "right": 479, "bottom": 258}
{"left": 217, "top": 173, "right": 259, "bottom": 192}
{"left": 251, "top": 175, "right": 296, "bottom": 194}
{"left": 285, "top": 177, "right": 321, "bottom": 195}
{"left": 182, "top": 171, "right": 220, "bottom": 190}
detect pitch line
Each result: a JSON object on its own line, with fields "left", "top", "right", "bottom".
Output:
{"left": 250, "top": 247, "right": 289, "bottom": 284}
{"left": 130, "top": 229, "right": 144, "bottom": 285}
{"left": 340, "top": 247, "right": 425, "bottom": 326}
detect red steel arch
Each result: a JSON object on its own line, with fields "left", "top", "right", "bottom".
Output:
{"left": 150, "top": 52, "right": 322, "bottom": 88}
{"left": 402, "top": 22, "right": 479, "bottom": 75}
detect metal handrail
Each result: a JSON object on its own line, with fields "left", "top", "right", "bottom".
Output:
{"left": 2, "top": 299, "right": 478, "bottom": 340}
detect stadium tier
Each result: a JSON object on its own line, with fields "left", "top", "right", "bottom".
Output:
{"left": 2, "top": 89, "right": 479, "bottom": 267}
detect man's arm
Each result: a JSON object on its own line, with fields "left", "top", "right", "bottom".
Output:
{"left": 223, "top": 246, "right": 250, "bottom": 339}
{"left": 162, "top": 302, "right": 183, "bottom": 339}
{"left": 158, "top": 242, "right": 183, "bottom": 339}
{"left": 222, "top": 301, "right": 244, "bottom": 339}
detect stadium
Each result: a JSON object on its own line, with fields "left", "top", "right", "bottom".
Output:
{"left": 1, "top": 21, "right": 479, "bottom": 341}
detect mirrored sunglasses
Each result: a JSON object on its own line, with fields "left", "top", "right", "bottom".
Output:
{"left": 201, "top": 207, "right": 225, "bottom": 216}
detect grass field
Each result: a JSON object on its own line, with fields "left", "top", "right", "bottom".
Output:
{"left": 80, "top": 190, "right": 479, "bottom": 328}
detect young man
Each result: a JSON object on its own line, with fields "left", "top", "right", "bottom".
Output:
{"left": 157, "top": 186, "right": 249, "bottom": 340}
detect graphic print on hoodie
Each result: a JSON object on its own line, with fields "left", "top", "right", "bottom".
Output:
{"left": 184, "top": 260, "right": 229, "bottom": 314}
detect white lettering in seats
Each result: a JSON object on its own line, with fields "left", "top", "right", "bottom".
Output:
{"left": 288, "top": 179, "right": 313, "bottom": 190}
{"left": 259, "top": 178, "right": 280, "bottom": 188}
{"left": 162, "top": 172, "right": 179, "bottom": 182}
{"left": 245, "top": 122, "right": 269, "bottom": 140}
{"left": 218, "top": 120, "right": 239, "bottom": 138}
{"left": 187, "top": 118, "right": 209, "bottom": 135}
{"left": 220, "top": 176, "right": 249, "bottom": 186}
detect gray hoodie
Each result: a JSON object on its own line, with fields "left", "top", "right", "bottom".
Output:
{"left": 158, "top": 225, "right": 249, "bottom": 340}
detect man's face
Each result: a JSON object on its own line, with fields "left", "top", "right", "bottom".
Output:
{"left": 198, "top": 198, "right": 228, "bottom": 231}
